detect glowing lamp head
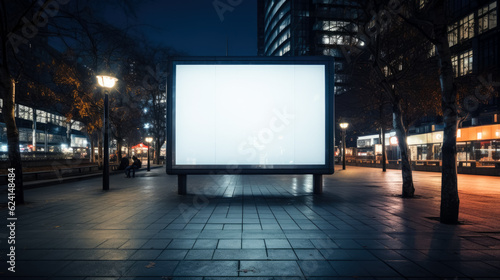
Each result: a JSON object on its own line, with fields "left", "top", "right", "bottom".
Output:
{"left": 145, "top": 136, "right": 153, "bottom": 143}
{"left": 339, "top": 122, "right": 349, "bottom": 130}
{"left": 389, "top": 136, "right": 398, "bottom": 145}
{"left": 96, "top": 75, "right": 118, "bottom": 89}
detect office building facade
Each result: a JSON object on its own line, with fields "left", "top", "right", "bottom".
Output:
{"left": 257, "top": 0, "right": 361, "bottom": 95}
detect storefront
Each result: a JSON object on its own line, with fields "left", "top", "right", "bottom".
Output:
{"left": 406, "top": 124, "right": 500, "bottom": 164}
{"left": 407, "top": 131, "right": 443, "bottom": 161}
{"left": 456, "top": 124, "right": 500, "bottom": 166}
{"left": 355, "top": 124, "right": 500, "bottom": 164}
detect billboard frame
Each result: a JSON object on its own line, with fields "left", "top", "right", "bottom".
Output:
{"left": 166, "top": 56, "right": 335, "bottom": 177}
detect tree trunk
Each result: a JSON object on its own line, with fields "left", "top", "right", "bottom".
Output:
{"left": 89, "top": 136, "right": 95, "bottom": 163}
{"left": 433, "top": 1, "right": 460, "bottom": 224}
{"left": 381, "top": 127, "right": 386, "bottom": 172}
{"left": 0, "top": 69, "right": 24, "bottom": 204}
{"left": 155, "top": 138, "right": 161, "bottom": 164}
{"left": 116, "top": 138, "right": 122, "bottom": 163}
{"left": 393, "top": 101, "right": 415, "bottom": 198}
{"left": 127, "top": 139, "right": 131, "bottom": 158}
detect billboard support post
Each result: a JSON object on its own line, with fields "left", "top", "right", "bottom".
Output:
{"left": 178, "top": 174, "right": 187, "bottom": 195}
{"left": 313, "top": 174, "right": 323, "bottom": 194}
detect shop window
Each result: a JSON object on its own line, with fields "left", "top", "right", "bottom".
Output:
{"left": 457, "top": 142, "right": 472, "bottom": 161}
{"left": 473, "top": 140, "right": 500, "bottom": 161}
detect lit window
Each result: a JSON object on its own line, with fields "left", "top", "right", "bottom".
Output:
{"left": 428, "top": 43, "right": 436, "bottom": 57}
{"left": 459, "top": 13, "right": 474, "bottom": 41}
{"left": 459, "top": 50, "right": 473, "bottom": 76}
{"left": 319, "top": 20, "right": 349, "bottom": 32}
{"left": 451, "top": 55, "right": 459, "bottom": 77}
{"left": 418, "top": 0, "right": 429, "bottom": 9}
{"left": 478, "top": 2, "right": 497, "bottom": 34}
{"left": 447, "top": 22, "right": 458, "bottom": 46}
{"left": 383, "top": 66, "right": 391, "bottom": 77}
{"left": 37, "top": 110, "right": 47, "bottom": 124}
{"left": 322, "top": 35, "right": 330, "bottom": 44}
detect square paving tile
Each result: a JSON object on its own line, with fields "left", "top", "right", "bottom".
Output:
{"left": 265, "top": 239, "right": 291, "bottom": 249}
{"left": 217, "top": 239, "right": 242, "bottom": 249}
{"left": 213, "top": 249, "right": 267, "bottom": 260}
{"left": 141, "top": 239, "right": 172, "bottom": 249}
{"left": 129, "top": 249, "right": 163, "bottom": 260}
{"left": 295, "top": 249, "right": 325, "bottom": 260}
{"left": 167, "top": 240, "right": 196, "bottom": 249}
{"left": 239, "top": 261, "right": 303, "bottom": 277}
{"left": 57, "top": 261, "right": 135, "bottom": 277}
{"left": 156, "top": 250, "right": 188, "bottom": 260}
{"left": 193, "top": 239, "right": 219, "bottom": 249}
{"left": 124, "top": 261, "right": 178, "bottom": 276}
{"left": 185, "top": 249, "right": 214, "bottom": 260}
{"left": 173, "top": 261, "right": 238, "bottom": 276}
{"left": 329, "top": 260, "right": 400, "bottom": 277}
{"left": 298, "top": 260, "right": 338, "bottom": 276}
{"left": 289, "top": 239, "right": 316, "bottom": 249}
{"left": 242, "top": 239, "right": 266, "bottom": 249}
{"left": 267, "top": 249, "right": 297, "bottom": 260}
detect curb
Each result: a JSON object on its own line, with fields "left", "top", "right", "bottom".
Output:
{"left": 22, "top": 165, "right": 164, "bottom": 189}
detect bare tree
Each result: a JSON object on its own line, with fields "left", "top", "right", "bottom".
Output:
{"left": 396, "top": 0, "right": 461, "bottom": 223}
{"left": 343, "top": 1, "right": 441, "bottom": 197}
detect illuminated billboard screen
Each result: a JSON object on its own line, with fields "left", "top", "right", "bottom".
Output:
{"left": 167, "top": 57, "right": 334, "bottom": 174}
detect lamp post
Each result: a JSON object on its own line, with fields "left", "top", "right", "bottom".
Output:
{"left": 339, "top": 122, "right": 349, "bottom": 170}
{"left": 96, "top": 75, "right": 118, "bottom": 191}
{"left": 145, "top": 136, "right": 153, "bottom": 171}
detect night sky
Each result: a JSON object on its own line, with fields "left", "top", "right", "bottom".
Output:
{"left": 107, "top": 0, "right": 257, "bottom": 56}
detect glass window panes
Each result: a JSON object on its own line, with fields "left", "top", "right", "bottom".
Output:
{"left": 448, "top": 22, "right": 458, "bottom": 46}
{"left": 459, "top": 50, "right": 473, "bottom": 76}
{"left": 452, "top": 55, "right": 459, "bottom": 77}
{"left": 37, "top": 110, "right": 47, "bottom": 123}
{"left": 478, "top": 2, "right": 497, "bottom": 34}
{"left": 473, "top": 140, "right": 500, "bottom": 161}
{"left": 459, "top": 13, "right": 474, "bottom": 41}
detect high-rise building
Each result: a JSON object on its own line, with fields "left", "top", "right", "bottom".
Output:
{"left": 257, "top": 0, "right": 362, "bottom": 95}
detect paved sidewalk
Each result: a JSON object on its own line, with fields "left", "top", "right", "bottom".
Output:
{"left": 1, "top": 166, "right": 500, "bottom": 279}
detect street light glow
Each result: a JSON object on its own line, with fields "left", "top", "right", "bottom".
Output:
{"left": 340, "top": 122, "right": 349, "bottom": 130}
{"left": 390, "top": 136, "right": 398, "bottom": 145}
{"left": 96, "top": 75, "right": 118, "bottom": 89}
{"left": 145, "top": 136, "right": 153, "bottom": 143}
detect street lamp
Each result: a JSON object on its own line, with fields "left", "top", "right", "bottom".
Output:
{"left": 96, "top": 75, "right": 118, "bottom": 190}
{"left": 145, "top": 136, "right": 153, "bottom": 171}
{"left": 339, "top": 122, "right": 349, "bottom": 170}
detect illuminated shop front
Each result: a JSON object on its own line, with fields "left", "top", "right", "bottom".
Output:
{"left": 456, "top": 124, "right": 500, "bottom": 164}
{"left": 356, "top": 124, "right": 500, "bottom": 164}
{"left": 407, "top": 131, "right": 444, "bottom": 161}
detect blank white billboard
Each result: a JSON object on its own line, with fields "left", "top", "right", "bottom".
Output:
{"left": 174, "top": 64, "right": 326, "bottom": 166}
